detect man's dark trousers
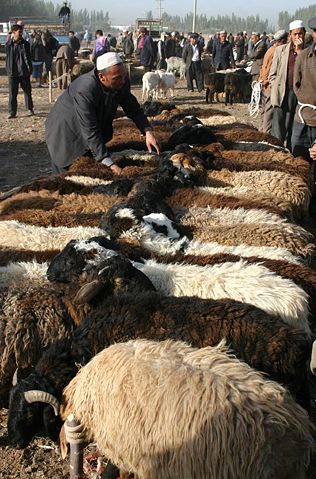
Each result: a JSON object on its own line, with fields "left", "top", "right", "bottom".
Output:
{"left": 8, "top": 76, "right": 33, "bottom": 115}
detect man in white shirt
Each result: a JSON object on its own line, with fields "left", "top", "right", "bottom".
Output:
{"left": 182, "top": 33, "right": 204, "bottom": 92}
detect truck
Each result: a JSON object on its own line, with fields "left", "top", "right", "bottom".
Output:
{"left": 135, "top": 18, "right": 162, "bottom": 39}
{"left": 9, "top": 16, "right": 69, "bottom": 36}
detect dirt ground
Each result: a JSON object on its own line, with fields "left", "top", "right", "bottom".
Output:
{"left": 0, "top": 55, "right": 316, "bottom": 478}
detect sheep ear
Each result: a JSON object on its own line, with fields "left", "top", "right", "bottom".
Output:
{"left": 12, "top": 369, "right": 20, "bottom": 386}
{"left": 74, "top": 280, "right": 105, "bottom": 304}
{"left": 310, "top": 340, "right": 316, "bottom": 375}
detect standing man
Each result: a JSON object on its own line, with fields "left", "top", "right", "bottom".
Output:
{"left": 249, "top": 32, "right": 267, "bottom": 81}
{"left": 45, "top": 52, "right": 160, "bottom": 174}
{"left": 5, "top": 24, "right": 34, "bottom": 119}
{"left": 258, "top": 29, "right": 288, "bottom": 133}
{"left": 122, "top": 30, "right": 134, "bottom": 58}
{"left": 68, "top": 31, "right": 80, "bottom": 55}
{"left": 58, "top": 2, "right": 70, "bottom": 25}
{"left": 182, "top": 32, "right": 204, "bottom": 92}
{"left": 212, "top": 30, "right": 235, "bottom": 70}
{"left": 235, "top": 32, "right": 245, "bottom": 62}
{"left": 291, "top": 17, "right": 316, "bottom": 162}
{"left": 139, "top": 27, "right": 155, "bottom": 71}
{"left": 269, "top": 20, "right": 305, "bottom": 149}
{"left": 55, "top": 44, "right": 75, "bottom": 90}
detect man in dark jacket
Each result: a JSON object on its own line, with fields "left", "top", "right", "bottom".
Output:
{"left": 182, "top": 33, "right": 204, "bottom": 92}
{"left": 6, "top": 24, "right": 34, "bottom": 119}
{"left": 249, "top": 32, "right": 267, "bottom": 81}
{"left": 139, "top": 27, "right": 155, "bottom": 71}
{"left": 45, "top": 52, "right": 160, "bottom": 174}
{"left": 68, "top": 31, "right": 80, "bottom": 55}
{"left": 212, "top": 30, "right": 235, "bottom": 70}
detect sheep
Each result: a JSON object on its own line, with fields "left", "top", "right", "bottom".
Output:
{"left": 185, "top": 222, "right": 315, "bottom": 259}
{"left": 218, "top": 149, "right": 311, "bottom": 183}
{"left": 166, "top": 56, "right": 186, "bottom": 79}
{"left": 7, "top": 289, "right": 311, "bottom": 448}
{"left": 60, "top": 339, "right": 312, "bottom": 479}
{"left": 142, "top": 71, "right": 160, "bottom": 101}
{"left": 47, "top": 238, "right": 311, "bottom": 334}
{"left": 157, "top": 72, "right": 176, "bottom": 99}
{"left": 0, "top": 190, "right": 124, "bottom": 227}
{"left": 206, "top": 169, "right": 312, "bottom": 214}
{"left": 211, "top": 125, "right": 283, "bottom": 147}
{"left": 166, "top": 186, "right": 294, "bottom": 219}
{"left": 0, "top": 221, "right": 105, "bottom": 251}
{"left": 102, "top": 206, "right": 302, "bottom": 265}
{"left": 0, "top": 247, "right": 58, "bottom": 266}
{"left": 204, "top": 72, "right": 225, "bottom": 103}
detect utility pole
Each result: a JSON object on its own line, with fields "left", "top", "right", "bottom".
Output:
{"left": 155, "top": 0, "right": 165, "bottom": 20}
{"left": 192, "top": 0, "right": 197, "bottom": 32}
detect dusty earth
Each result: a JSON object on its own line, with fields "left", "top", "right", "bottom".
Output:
{"left": 0, "top": 55, "right": 315, "bottom": 478}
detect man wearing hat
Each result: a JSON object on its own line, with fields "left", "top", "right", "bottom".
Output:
{"left": 291, "top": 16, "right": 316, "bottom": 205}
{"left": 182, "top": 33, "right": 204, "bottom": 92}
{"left": 138, "top": 27, "right": 156, "bottom": 71}
{"left": 269, "top": 20, "right": 305, "bottom": 149}
{"left": 249, "top": 32, "right": 267, "bottom": 81}
{"left": 45, "top": 52, "right": 159, "bottom": 174}
{"left": 212, "top": 31, "right": 235, "bottom": 70}
{"left": 258, "top": 29, "right": 288, "bottom": 133}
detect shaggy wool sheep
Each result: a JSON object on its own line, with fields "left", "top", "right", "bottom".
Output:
{"left": 206, "top": 169, "right": 311, "bottom": 215}
{"left": 61, "top": 339, "right": 312, "bottom": 479}
{"left": 167, "top": 187, "right": 294, "bottom": 219}
{"left": 7, "top": 289, "right": 311, "bottom": 448}
{"left": 0, "top": 221, "right": 105, "bottom": 251}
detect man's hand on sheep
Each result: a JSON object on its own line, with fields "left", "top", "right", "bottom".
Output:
{"left": 145, "top": 130, "right": 160, "bottom": 155}
{"left": 309, "top": 143, "right": 316, "bottom": 161}
{"left": 109, "top": 164, "right": 122, "bottom": 175}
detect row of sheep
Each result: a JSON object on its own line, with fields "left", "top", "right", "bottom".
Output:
{"left": 1, "top": 106, "right": 315, "bottom": 477}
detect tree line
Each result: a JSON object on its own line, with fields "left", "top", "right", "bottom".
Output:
{"left": 3, "top": 0, "right": 316, "bottom": 34}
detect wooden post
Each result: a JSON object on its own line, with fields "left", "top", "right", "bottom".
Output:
{"left": 49, "top": 70, "right": 52, "bottom": 104}
{"left": 66, "top": 414, "right": 84, "bottom": 479}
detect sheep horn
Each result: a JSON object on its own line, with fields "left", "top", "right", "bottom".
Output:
{"left": 12, "top": 369, "right": 19, "bottom": 386}
{"left": 73, "top": 279, "right": 105, "bottom": 304}
{"left": 24, "top": 390, "right": 60, "bottom": 416}
{"left": 310, "top": 340, "right": 316, "bottom": 375}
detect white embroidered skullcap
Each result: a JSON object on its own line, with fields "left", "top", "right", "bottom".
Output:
{"left": 96, "top": 52, "right": 123, "bottom": 71}
{"left": 219, "top": 30, "right": 227, "bottom": 34}
{"left": 289, "top": 20, "right": 304, "bottom": 30}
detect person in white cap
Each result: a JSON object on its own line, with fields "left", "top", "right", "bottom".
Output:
{"left": 45, "top": 52, "right": 160, "bottom": 174}
{"left": 269, "top": 20, "right": 305, "bottom": 149}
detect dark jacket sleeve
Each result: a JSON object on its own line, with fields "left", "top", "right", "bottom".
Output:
{"left": 72, "top": 88, "right": 109, "bottom": 161}
{"left": 119, "top": 79, "right": 151, "bottom": 133}
{"left": 24, "top": 41, "right": 33, "bottom": 74}
{"left": 229, "top": 44, "right": 235, "bottom": 67}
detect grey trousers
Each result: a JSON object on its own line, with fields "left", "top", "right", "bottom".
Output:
{"left": 260, "top": 90, "right": 273, "bottom": 134}
{"left": 271, "top": 88, "right": 297, "bottom": 149}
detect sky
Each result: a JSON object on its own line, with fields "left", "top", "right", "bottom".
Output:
{"left": 64, "top": 0, "right": 313, "bottom": 27}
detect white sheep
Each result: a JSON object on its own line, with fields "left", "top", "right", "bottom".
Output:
{"left": 0, "top": 220, "right": 104, "bottom": 251}
{"left": 61, "top": 338, "right": 312, "bottom": 479}
{"left": 142, "top": 71, "right": 160, "bottom": 101}
{"left": 166, "top": 56, "right": 186, "bottom": 79}
{"left": 133, "top": 258, "right": 311, "bottom": 335}
{"left": 158, "top": 72, "right": 176, "bottom": 99}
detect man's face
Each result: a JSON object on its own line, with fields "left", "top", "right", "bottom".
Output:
{"left": 13, "top": 29, "right": 23, "bottom": 42}
{"left": 290, "top": 28, "right": 305, "bottom": 45}
{"left": 190, "top": 37, "right": 198, "bottom": 45}
{"left": 251, "top": 34, "right": 259, "bottom": 43}
{"left": 219, "top": 33, "right": 227, "bottom": 43}
{"left": 98, "top": 63, "right": 126, "bottom": 91}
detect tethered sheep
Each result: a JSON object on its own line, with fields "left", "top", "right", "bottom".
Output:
{"left": 61, "top": 338, "right": 312, "bottom": 479}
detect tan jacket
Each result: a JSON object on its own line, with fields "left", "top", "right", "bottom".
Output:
{"left": 293, "top": 43, "right": 316, "bottom": 126}
{"left": 259, "top": 44, "right": 276, "bottom": 92}
{"left": 269, "top": 42, "right": 291, "bottom": 107}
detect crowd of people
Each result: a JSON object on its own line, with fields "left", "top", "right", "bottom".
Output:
{"left": 5, "top": 16, "right": 316, "bottom": 170}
